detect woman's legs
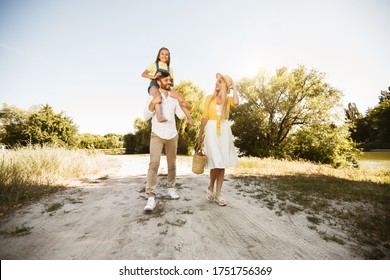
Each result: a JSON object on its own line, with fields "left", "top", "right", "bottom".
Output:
{"left": 206, "top": 169, "right": 218, "bottom": 201}
{"left": 209, "top": 169, "right": 218, "bottom": 192}
{"left": 214, "top": 168, "right": 225, "bottom": 198}
{"left": 208, "top": 168, "right": 227, "bottom": 205}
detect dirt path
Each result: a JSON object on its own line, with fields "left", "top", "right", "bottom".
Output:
{"left": 0, "top": 155, "right": 361, "bottom": 260}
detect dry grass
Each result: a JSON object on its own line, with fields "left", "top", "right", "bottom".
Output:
{"left": 230, "top": 156, "right": 390, "bottom": 259}
{"left": 230, "top": 156, "right": 390, "bottom": 184}
{"left": 0, "top": 146, "right": 118, "bottom": 214}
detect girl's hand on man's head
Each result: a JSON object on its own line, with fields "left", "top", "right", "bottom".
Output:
{"left": 154, "top": 72, "right": 162, "bottom": 79}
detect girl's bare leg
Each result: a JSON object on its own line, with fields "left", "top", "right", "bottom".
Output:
{"left": 170, "top": 90, "right": 194, "bottom": 125}
{"left": 150, "top": 86, "right": 167, "bottom": 122}
{"left": 181, "top": 107, "right": 194, "bottom": 126}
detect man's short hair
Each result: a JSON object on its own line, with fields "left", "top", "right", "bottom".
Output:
{"left": 156, "top": 69, "right": 170, "bottom": 80}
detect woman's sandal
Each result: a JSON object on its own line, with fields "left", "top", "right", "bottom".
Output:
{"left": 206, "top": 190, "right": 214, "bottom": 202}
{"left": 215, "top": 196, "right": 227, "bottom": 206}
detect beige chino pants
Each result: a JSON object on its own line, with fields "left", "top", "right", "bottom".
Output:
{"left": 146, "top": 132, "right": 178, "bottom": 197}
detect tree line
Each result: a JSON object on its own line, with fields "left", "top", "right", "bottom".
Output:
{"left": 345, "top": 87, "right": 390, "bottom": 150}
{"left": 1, "top": 66, "right": 389, "bottom": 168}
{"left": 0, "top": 104, "right": 123, "bottom": 149}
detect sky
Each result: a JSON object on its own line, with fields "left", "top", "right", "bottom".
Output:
{"left": 1, "top": 0, "right": 389, "bottom": 135}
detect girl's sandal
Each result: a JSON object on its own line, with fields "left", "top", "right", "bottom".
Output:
{"left": 206, "top": 190, "right": 214, "bottom": 202}
{"left": 215, "top": 196, "right": 227, "bottom": 206}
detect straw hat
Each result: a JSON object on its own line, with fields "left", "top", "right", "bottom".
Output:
{"left": 216, "top": 73, "right": 233, "bottom": 89}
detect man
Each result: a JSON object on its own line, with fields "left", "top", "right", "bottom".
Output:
{"left": 143, "top": 69, "right": 187, "bottom": 211}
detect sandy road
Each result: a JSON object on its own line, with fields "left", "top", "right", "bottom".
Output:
{"left": 0, "top": 155, "right": 361, "bottom": 260}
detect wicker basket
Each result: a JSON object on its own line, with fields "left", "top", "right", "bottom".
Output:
{"left": 192, "top": 152, "right": 207, "bottom": 174}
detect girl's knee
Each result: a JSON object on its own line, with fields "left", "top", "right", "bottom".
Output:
{"left": 150, "top": 87, "right": 160, "bottom": 97}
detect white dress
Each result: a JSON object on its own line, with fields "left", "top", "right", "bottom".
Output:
{"left": 204, "top": 105, "right": 238, "bottom": 169}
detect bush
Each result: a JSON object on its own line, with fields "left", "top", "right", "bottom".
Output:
{"left": 286, "top": 124, "right": 361, "bottom": 168}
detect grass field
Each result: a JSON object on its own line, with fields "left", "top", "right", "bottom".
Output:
{"left": 230, "top": 153, "right": 390, "bottom": 259}
{"left": 0, "top": 146, "right": 118, "bottom": 214}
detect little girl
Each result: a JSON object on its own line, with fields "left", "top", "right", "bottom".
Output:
{"left": 141, "top": 47, "right": 194, "bottom": 125}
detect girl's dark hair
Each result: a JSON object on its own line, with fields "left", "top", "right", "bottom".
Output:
{"left": 155, "top": 47, "right": 170, "bottom": 65}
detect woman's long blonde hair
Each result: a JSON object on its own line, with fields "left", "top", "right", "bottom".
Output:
{"left": 209, "top": 78, "right": 230, "bottom": 120}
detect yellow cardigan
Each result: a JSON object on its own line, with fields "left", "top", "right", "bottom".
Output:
{"left": 202, "top": 95, "right": 237, "bottom": 135}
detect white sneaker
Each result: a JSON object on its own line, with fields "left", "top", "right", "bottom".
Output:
{"left": 144, "top": 197, "right": 156, "bottom": 211}
{"left": 167, "top": 188, "right": 179, "bottom": 199}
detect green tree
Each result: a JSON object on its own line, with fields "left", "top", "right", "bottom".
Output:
{"left": 0, "top": 103, "right": 29, "bottom": 146}
{"left": 351, "top": 88, "right": 390, "bottom": 149}
{"left": 233, "top": 66, "right": 343, "bottom": 158}
{"left": 24, "top": 104, "right": 78, "bottom": 147}
{"left": 123, "top": 133, "right": 137, "bottom": 154}
{"left": 79, "top": 133, "right": 124, "bottom": 149}
{"left": 287, "top": 123, "right": 360, "bottom": 168}
{"left": 104, "top": 133, "right": 123, "bottom": 149}
{"left": 345, "top": 103, "right": 363, "bottom": 123}
{"left": 350, "top": 117, "right": 371, "bottom": 148}
{"left": 379, "top": 86, "right": 390, "bottom": 104}
{"left": 174, "top": 81, "right": 205, "bottom": 154}
{"left": 365, "top": 99, "right": 390, "bottom": 149}
{"left": 79, "top": 133, "right": 96, "bottom": 149}
{"left": 124, "top": 118, "right": 151, "bottom": 154}
{"left": 345, "top": 102, "right": 368, "bottom": 147}
{"left": 230, "top": 102, "right": 269, "bottom": 156}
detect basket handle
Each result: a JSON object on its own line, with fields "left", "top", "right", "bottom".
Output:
{"left": 194, "top": 142, "right": 205, "bottom": 154}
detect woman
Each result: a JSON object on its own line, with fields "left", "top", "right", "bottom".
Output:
{"left": 197, "top": 73, "right": 239, "bottom": 206}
